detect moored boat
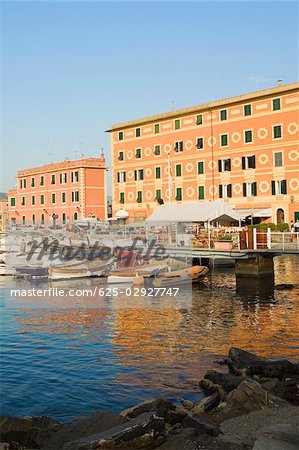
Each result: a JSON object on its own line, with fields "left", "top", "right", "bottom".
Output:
{"left": 48, "top": 258, "right": 113, "bottom": 280}
{"left": 108, "top": 264, "right": 170, "bottom": 284}
{"left": 15, "top": 265, "right": 49, "bottom": 278}
{"left": 153, "top": 265, "right": 209, "bottom": 287}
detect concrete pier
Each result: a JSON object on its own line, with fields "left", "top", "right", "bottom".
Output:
{"left": 235, "top": 254, "right": 275, "bottom": 279}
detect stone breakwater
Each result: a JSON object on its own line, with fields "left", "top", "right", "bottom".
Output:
{"left": 1, "top": 348, "right": 298, "bottom": 450}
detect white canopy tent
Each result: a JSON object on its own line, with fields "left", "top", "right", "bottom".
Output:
{"left": 146, "top": 201, "right": 240, "bottom": 224}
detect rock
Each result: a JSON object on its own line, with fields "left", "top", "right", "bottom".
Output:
{"left": 164, "top": 408, "right": 187, "bottom": 426}
{"left": 275, "top": 284, "right": 294, "bottom": 290}
{"left": 155, "top": 428, "right": 196, "bottom": 450}
{"left": 253, "top": 423, "right": 299, "bottom": 450}
{"left": 227, "top": 347, "right": 261, "bottom": 374}
{"left": 43, "top": 411, "right": 125, "bottom": 449}
{"left": 192, "top": 392, "right": 220, "bottom": 415}
{"left": 200, "top": 370, "right": 245, "bottom": 393}
{"left": 219, "top": 379, "right": 289, "bottom": 421}
{"left": 63, "top": 412, "right": 165, "bottom": 449}
{"left": 179, "top": 399, "right": 194, "bottom": 410}
{"left": 261, "top": 377, "right": 299, "bottom": 405}
{"left": 220, "top": 406, "right": 299, "bottom": 448}
{"left": 182, "top": 415, "right": 219, "bottom": 436}
{"left": 120, "top": 398, "right": 175, "bottom": 420}
{"left": 0, "top": 415, "right": 62, "bottom": 449}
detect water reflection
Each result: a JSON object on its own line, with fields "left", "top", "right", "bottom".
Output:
{"left": 0, "top": 256, "right": 298, "bottom": 422}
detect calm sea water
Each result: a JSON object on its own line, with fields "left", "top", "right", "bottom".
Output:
{"left": 0, "top": 255, "right": 298, "bottom": 423}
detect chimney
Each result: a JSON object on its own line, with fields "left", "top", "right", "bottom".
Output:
{"left": 277, "top": 79, "right": 283, "bottom": 86}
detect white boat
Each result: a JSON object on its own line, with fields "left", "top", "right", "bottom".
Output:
{"left": 153, "top": 265, "right": 209, "bottom": 287}
{"left": 48, "top": 258, "right": 113, "bottom": 280}
{"left": 107, "top": 264, "right": 170, "bottom": 284}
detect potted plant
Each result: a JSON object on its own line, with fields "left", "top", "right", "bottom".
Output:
{"left": 214, "top": 234, "right": 234, "bottom": 250}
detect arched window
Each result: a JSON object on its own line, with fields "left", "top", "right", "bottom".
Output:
{"left": 277, "top": 208, "right": 285, "bottom": 224}
{"left": 62, "top": 213, "right": 66, "bottom": 224}
{"left": 74, "top": 212, "right": 78, "bottom": 221}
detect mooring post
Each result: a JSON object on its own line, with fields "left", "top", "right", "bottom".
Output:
{"left": 235, "top": 253, "right": 275, "bottom": 284}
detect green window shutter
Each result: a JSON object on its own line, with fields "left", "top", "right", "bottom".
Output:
{"left": 136, "top": 128, "right": 141, "bottom": 137}
{"left": 176, "top": 188, "right": 182, "bottom": 200}
{"left": 197, "top": 161, "right": 204, "bottom": 174}
{"left": 198, "top": 186, "right": 204, "bottom": 199}
{"left": 51, "top": 175, "right": 55, "bottom": 184}
{"left": 120, "top": 192, "right": 125, "bottom": 204}
{"left": 155, "top": 167, "right": 161, "bottom": 179}
{"left": 252, "top": 182, "right": 257, "bottom": 196}
{"left": 119, "top": 131, "right": 123, "bottom": 141}
{"left": 40, "top": 176, "right": 44, "bottom": 186}
{"left": 22, "top": 197, "right": 25, "bottom": 206}
{"left": 137, "top": 191, "right": 142, "bottom": 202}
{"left": 274, "top": 125, "right": 281, "bottom": 138}
{"left": 245, "top": 130, "right": 252, "bottom": 142}
{"left": 196, "top": 114, "right": 203, "bottom": 125}
{"left": 118, "top": 151, "right": 124, "bottom": 161}
{"left": 243, "top": 183, "right": 247, "bottom": 197}
{"left": 273, "top": 98, "right": 281, "bottom": 111}
{"left": 156, "top": 189, "right": 161, "bottom": 199}
{"left": 220, "top": 109, "right": 227, "bottom": 120}
{"left": 275, "top": 152, "right": 283, "bottom": 167}
{"left": 154, "top": 145, "right": 161, "bottom": 155}
{"left": 32, "top": 196, "right": 35, "bottom": 205}
{"left": 41, "top": 195, "right": 44, "bottom": 204}
{"left": 219, "top": 185, "right": 223, "bottom": 198}
{"left": 281, "top": 180, "right": 287, "bottom": 194}
{"left": 221, "top": 134, "right": 228, "bottom": 146}
{"left": 244, "top": 104, "right": 252, "bottom": 116}
{"left": 52, "top": 194, "right": 55, "bottom": 203}
{"left": 10, "top": 198, "right": 15, "bottom": 207}
{"left": 174, "top": 119, "right": 180, "bottom": 130}
{"left": 154, "top": 124, "right": 160, "bottom": 133}
{"left": 24, "top": 179, "right": 26, "bottom": 188}
{"left": 62, "top": 193, "right": 66, "bottom": 203}
{"left": 176, "top": 164, "right": 182, "bottom": 176}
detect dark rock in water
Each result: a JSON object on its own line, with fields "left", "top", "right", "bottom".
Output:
{"left": 200, "top": 370, "right": 245, "bottom": 393}
{"left": 275, "top": 284, "right": 294, "bottom": 290}
{"left": 261, "top": 377, "right": 299, "bottom": 405}
{"left": 253, "top": 423, "right": 299, "bottom": 450}
{"left": 192, "top": 392, "right": 220, "bottom": 415}
{"left": 0, "top": 416, "right": 62, "bottom": 449}
{"left": 120, "top": 398, "right": 175, "bottom": 420}
{"left": 219, "top": 379, "right": 289, "bottom": 421}
{"left": 43, "top": 412, "right": 125, "bottom": 449}
{"left": 63, "top": 412, "right": 165, "bottom": 449}
{"left": 182, "top": 415, "right": 219, "bottom": 436}
{"left": 227, "top": 347, "right": 262, "bottom": 374}
{"left": 164, "top": 408, "right": 187, "bottom": 426}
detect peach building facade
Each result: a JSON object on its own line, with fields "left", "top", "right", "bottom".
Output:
{"left": 108, "top": 83, "right": 299, "bottom": 224}
{"left": 8, "top": 156, "right": 107, "bottom": 226}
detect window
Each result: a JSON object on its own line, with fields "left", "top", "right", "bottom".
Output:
{"left": 198, "top": 186, "right": 205, "bottom": 200}
{"left": 41, "top": 195, "right": 45, "bottom": 205}
{"left": 20, "top": 180, "right": 23, "bottom": 189}
{"left": 10, "top": 197, "right": 15, "bottom": 207}
{"left": 120, "top": 192, "right": 125, "bottom": 204}
{"left": 117, "top": 171, "right": 126, "bottom": 183}
{"left": 21, "top": 196, "right": 25, "bottom": 206}
{"left": 242, "top": 155, "right": 256, "bottom": 169}
{"left": 154, "top": 124, "right": 160, "bottom": 134}
{"left": 244, "top": 130, "right": 253, "bottom": 143}
{"left": 40, "top": 176, "right": 44, "bottom": 186}
{"left": 135, "top": 148, "right": 141, "bottom": 158}
{"left": 219, "top": 184, "right": 232, "bottom": 198}
{"left": 62, "top": 213, "right": 66, "bottom": 225}
{"left": 137, "top": 191, "right": 142, "bottom": 203}
{"left": 155, "top": 189, "right": 162, "bottom": 200}
{"left": 136, "top": 128, "right": 141, "bottom": 137}
{"left": 71, "top": 171, "right": 79, "bottom": 182}
{"left": 274, "top": 152, "right": 283, "bottom": 167}
{"left": 243, "top": 182, "right": 257, "bottom": 197}
{"left": 218, "top": 159, "right": 231, "bottom": 172}
{"left": 220, "top": 109, "right": 227, "bottom": 121}
{"left": 175, "top": 141, "right": 183, "bottom": 152}
{"left": 134, "top": 169, "right": 144, "bottom": 181}
{"left": 175, "top": 187, "right": 182, "bottom": 201}
{"left": 118, "top": 151, "right": 124, "bottom": 161}
{"left": 51, "top": 174, "right": 55, "bottom": 185}
{"left": 273, "top": 98, "right": 281, "bottom": 111}
{"left": 271, "top": 180, "right": 287, "bottom": 195}
{"left": 60, "top": 173, "right": 67, "bottom": 183}
{"left": 74, "top": 212, "right": 78, "bottom": 220}
{"left": 220, "top": 134, "right": 228, "bottom": 146}
{"left": 41, "top": 214, "right": 44, "bottom": 225}
{"left": 32, "top": 195, "right": 35, "bottom": 205}
{"left": 155, "top": 167, "right": 161, "bottom": 179}
{"left": 196, "top": 114, "right": 203, "bottom": 125}
{"left": 154, "top": 145, "right": 161, "bottom": 156}
{"left": 174, "top": 119, "right": 181, "bottom": 130}
{"left": 51, "top": 193, "right": 56, "bottom": 204}
{"left": 244, "top": 104, "right": 252, "bottom": 116}
{"left": 273, "top": 125, "right": 282, "bottom": 139}
{"left": 72, "top": 191, "right": 79, "bottom": 202}
{"left": 196, "top": 137, "right": 204, "bottom": 149}
{"left": 24, "top": 179, "right": 26, "bottom": 189}
{"left": 22, "top": 216, "right": 26, "bottom": 225}
{"left": 197, "top": 161, "right": 204, "bottom": 174}
{"left": 32, "top": 214, "right": 36, "bottom": 225}
{"left": 119, "top": 131, "right": 124, "bottom": 141}
{"left": 31, "top": 178, "right": 35, "bottom": 187}
{"left": 62, "top": 192, "right": 66, "bottom": 203}
{"left": 175, "top": 164, "right": 182, "bottom": 177}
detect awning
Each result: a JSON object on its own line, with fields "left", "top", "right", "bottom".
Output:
{"left": 235, "top": 208, "right": 272, "bottom": 219}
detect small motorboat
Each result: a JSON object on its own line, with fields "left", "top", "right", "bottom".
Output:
{"left": 108, "top": 264, "right": 170, "bottom": 284}
{"left": 48, "top": 258, "right": 113, "bottom": 280}
{"left": 15, "top": 265, "right": 49, "bottom": 278}
{"left": 153, "top": 265, "right": 209, "bottom": 287}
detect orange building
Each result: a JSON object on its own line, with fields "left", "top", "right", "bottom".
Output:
{"left": 108, "top": 82, "right": 299, "bottom": 224}
{"left": 0, "top": 198, "right": 9, "bottom": 231}
{"left": 8, "top": 156, "right": 107, "bottom": 226}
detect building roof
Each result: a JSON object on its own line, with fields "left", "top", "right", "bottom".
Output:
{"left": 16, "top": 157, "right": 106, "bottom": 177}
{"left": 107, "top": 82, "right": 299, "bottom": 132}
{"left": 145, "top": 201, "right": 240, "bottom": 223}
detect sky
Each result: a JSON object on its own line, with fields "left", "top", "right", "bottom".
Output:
{"left": 1, "top": 1, "right": 298, "bottom": 193}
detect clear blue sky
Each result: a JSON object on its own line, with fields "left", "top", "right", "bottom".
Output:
{"left": 1, "top": 1, "right": 298, "bottom": 193}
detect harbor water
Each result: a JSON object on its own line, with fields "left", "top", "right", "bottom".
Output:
{"left": 0, "top": 255, "right": 298, "bottom": 423}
